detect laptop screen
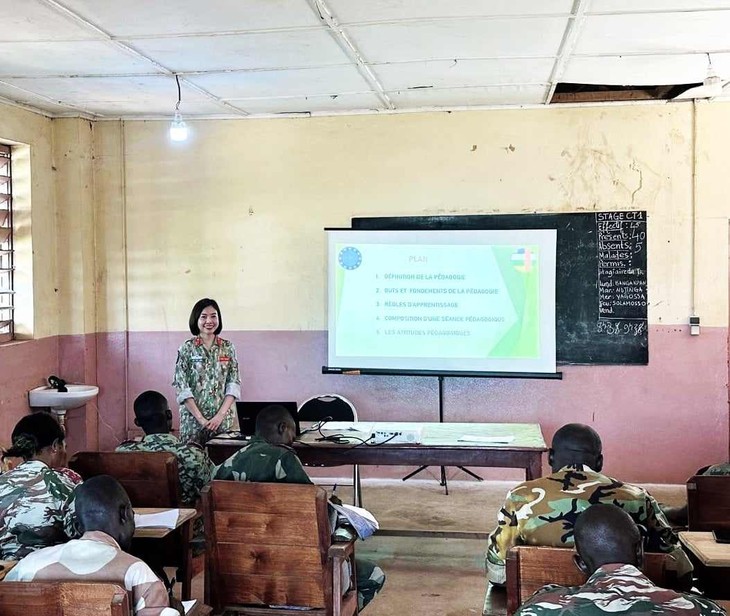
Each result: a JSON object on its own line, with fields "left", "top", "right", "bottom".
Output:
{"left": 236, "top": 401, "right": 300, "bottom": 436}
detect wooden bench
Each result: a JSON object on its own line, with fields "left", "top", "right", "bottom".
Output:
{"left": 505, "top": 546, "right": 678, "bottom": 614}
{"left": 0, "top": 582, "right": 130, "bottom": 615}
{"left": 202, "top": 481, "right": 358, "bottom": 615}
{"left": 687, "top": 474, "right": 730, "bottom": 532}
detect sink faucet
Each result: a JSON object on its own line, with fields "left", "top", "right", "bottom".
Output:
{"left": 47, "top": 375, "right": 68, "bottom": 393}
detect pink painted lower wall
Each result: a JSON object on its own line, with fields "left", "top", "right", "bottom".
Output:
{"left": 6, "top": 327, "right": 723, "bottom": 483}
{"left": 0, "top": 337, "right": 58, "bottom": 448}
{"left": 98, "top": 325, "right": 729, "bottom": 484}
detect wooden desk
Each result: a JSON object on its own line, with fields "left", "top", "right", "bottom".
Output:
{"left": 132, "top": 507, "right": 197, "bottom": 601}
{"left": 0, "top": 561, "right": 16, "bottom": 581}
{"left": 208, "top": 422, "right": 547, "bottom": 480}
{"left": 133, "top": 507, "right": 197, "bottom": 539}
{"left": 679, "top": 531, "right": 730, "bottom": 599}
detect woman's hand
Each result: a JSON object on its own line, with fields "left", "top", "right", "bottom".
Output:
{"left": 205, "top": 410, "right": 227, "bottom": 432}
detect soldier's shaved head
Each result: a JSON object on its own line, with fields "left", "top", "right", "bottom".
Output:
{"left": 255, "top": 405, "right": 296, "bottom": 446}
{"left": 574, "top": 504, "right": 642, "bottom": 574}
{"left": 75, "top": 475, "right": 135, "bottom": 551}
{"left": 549, "top": 423, "right": 603, "bottom": 472}
{"left": 133, "top": 390, "right": 173, "bottom": 435}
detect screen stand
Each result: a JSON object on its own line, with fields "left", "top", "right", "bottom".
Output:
{"left": 401, "top": 375, "right": 483, "bottom": 494}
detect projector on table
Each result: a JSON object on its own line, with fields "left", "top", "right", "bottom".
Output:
{"left": 370, "top": 427, "right": 422, "bottom": 445}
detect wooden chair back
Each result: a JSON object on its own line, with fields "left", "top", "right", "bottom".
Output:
{"left": 0, "top": 582, "right": 130, "bottom": 615}
{"left": 203, "top": 480, "right": 356, "bottom": 615}
{"left": 506, "top": 546, "right": 677, "bottom": 614}
{"left": 687, "top": 474, "right": 730, "bottom": 531}
{"left": 68, "top": 451, "right": 182, "bottom": 507}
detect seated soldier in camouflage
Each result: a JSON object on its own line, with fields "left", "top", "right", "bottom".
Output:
{"left": 117, "top": 391, "right": 214, "bottom": 508}
{"left": 516, "top": 504, "right": 724, "bottom": 616}
{"left": 215, "top": 405, "right": 386, "bottom": 611}
{"left": 0, "top": 412, "right": 79, "bottom": 560}
{"left": 486, "top": 423, "right": 692, "bottom": 586}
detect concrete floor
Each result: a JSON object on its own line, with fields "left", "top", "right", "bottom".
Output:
{"left": 185, "top": 476, "right": 685, "bottom": 615}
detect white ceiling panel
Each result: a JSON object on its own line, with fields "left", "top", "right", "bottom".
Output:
{"left": 575, "top": 12, "right": 730, "bottom": 55}
{"left": 0, "top": 42, "right": 155, "bottom": 78}
{"left": 387, "top": 85, "right": 549, "bottom": 107}
{"left": 2, "top": 0, "right": 730, "bottom": 118}
{"left": 60, "top": 0, "right": 322, "bottom": 36}
{"left": 563, "top": 54, "right": 730, "bottom": 85}
{"left": 347, "top": 18, "right": 569, "bottom": 63}
{"left": 188, "top": 66, "right": 369, "bottom": 99}
{"left": 0, "top": 85, "right": 79, "bottom": 115}
{"left": 0, "top": 0, "right": 100, "bottom": 42}
{"left": 589, "top": 0, "right": 730, "bottom": 14}
{"left": 329, "top": 0, "right": 574, "bottom": 23}
{"left": 234, "top": 92, "right": 383, "bottom": 114}
{"left": 372, "top": 58, "right": 556, "bottom": 90}
{"left": 129, "top": 30, "right": 347, "bottom": 72}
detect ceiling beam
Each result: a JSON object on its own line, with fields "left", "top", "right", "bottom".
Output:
{"left": 544, "top": 0, "right": 589, "bottom": 105}
{"left": 305, "top": 0, "right": 394, "bottom": 110}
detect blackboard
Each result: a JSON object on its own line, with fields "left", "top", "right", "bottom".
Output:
{"left": 352, "top": 212, "right": 648, "bottom": 365}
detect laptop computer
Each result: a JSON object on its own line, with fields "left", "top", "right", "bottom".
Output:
{"left": 236, "top": 401, "right": 300, "bottom": 437}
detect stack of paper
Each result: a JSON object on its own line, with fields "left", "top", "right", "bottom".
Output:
{"left": 329, "top": 503, "right": 379, "bottom": 539}
{"left": 134, "top": 509, "right": 179, "bottom": 529}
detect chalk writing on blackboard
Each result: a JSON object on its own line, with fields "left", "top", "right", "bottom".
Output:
{"left": 596, "top": 211, "right": 647, "bottom": 321}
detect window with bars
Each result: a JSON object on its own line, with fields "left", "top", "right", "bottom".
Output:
{"left": 0, "top": 144, "right": 13, "bottom": 343}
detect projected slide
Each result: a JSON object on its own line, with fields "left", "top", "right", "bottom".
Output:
{"left": 327, "top": 229, "right": 557, "bottom": 374}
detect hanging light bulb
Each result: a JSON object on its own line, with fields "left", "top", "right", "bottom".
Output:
{"left": 169, "top": 74, "right": 189, "bottom": 142}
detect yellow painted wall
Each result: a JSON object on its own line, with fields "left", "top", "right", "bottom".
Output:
{"left": 109, "top": 102, "right": 727, "bottom": 333}
{"left": 1, "top": 100, "right": 728, "bottom": 339}
{"left": 53, "top": 118, "right": 97, "bottom": 337}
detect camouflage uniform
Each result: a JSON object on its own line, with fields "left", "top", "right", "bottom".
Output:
{"left": 172, "top": 336, "right": 241, "bottom": 443}
{"left": 516, "top": 563, "right": 724, "bottom": 616}
{"left": 704, "top": 463, "right": 730, "bottom": 475}
{"left": 0, "top": 460, "right": 79, "bottom": 560}
{"left": 6, "top": 530, "right": 178, "bottom": 616}
{"left": 214, "top": 437, "right": 386, "bottom": 611}
{"left": 116, "top": 433, "right": 214, "bottom": 506}
{"left": 214, "top": 436, "right": 313, "bottom": 484}
{"left": 486, "top": 464, "right": 692, "bottom": 585}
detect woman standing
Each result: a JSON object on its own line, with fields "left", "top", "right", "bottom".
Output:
{"left": 173, "top": 298, "right": 241, "bottom": 443}
{"left": 0, "top": 412, "right": 79, "bottom": 560}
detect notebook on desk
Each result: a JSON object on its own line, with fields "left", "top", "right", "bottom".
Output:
{"left": 236, "top": 401, "right": 300, "bottom": 436}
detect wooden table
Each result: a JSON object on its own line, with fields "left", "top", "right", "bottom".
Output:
{"left": 679, "top": 531, "right": 730, "bottom": 599}
{"left": 209, "top": 422, "right": 547, "bottom": 480}
{"left": 132, "top": 507, "right": 197, "bottom": 601}
{"left": 133, "top": 507, "right": 197, "bottom": 538}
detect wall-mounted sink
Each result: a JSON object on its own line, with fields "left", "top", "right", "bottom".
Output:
{"left": 29, "top": 384, "right": 99, "bottom": 432}
{"left": 29, "top": 384, "right": 99, "bottom": 414}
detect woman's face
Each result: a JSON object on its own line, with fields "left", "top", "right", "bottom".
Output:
{"left": 198, "top": 305, "right": 219, "bottom": 336}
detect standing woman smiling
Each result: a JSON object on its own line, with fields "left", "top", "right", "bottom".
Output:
{"left": 173, "top": 298, "right": 241, "bottom": 443}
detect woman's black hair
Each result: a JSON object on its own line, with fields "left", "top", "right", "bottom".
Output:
{"left": 188, "top": 298, "right": 223, "bottom": 335}
{"left": 4, "top": 412, "right": 64, "bottom": 461}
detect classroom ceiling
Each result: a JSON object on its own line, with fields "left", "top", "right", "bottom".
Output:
{"left": 1, "top": 0, "right": 730, "bottom": 119}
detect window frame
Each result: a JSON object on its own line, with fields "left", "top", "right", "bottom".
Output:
{"left": 0, "top": 143, "right": 14, "bottom": 343}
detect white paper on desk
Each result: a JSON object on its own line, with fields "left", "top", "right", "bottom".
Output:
{"left": 457, "top": 435, "right": 515, "bottom": 444}
{"left": 134, "top": 509, "right": 179, "bottom": 529}
{"left": 182, "top": 600, "right": 197, "bottom": 614}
